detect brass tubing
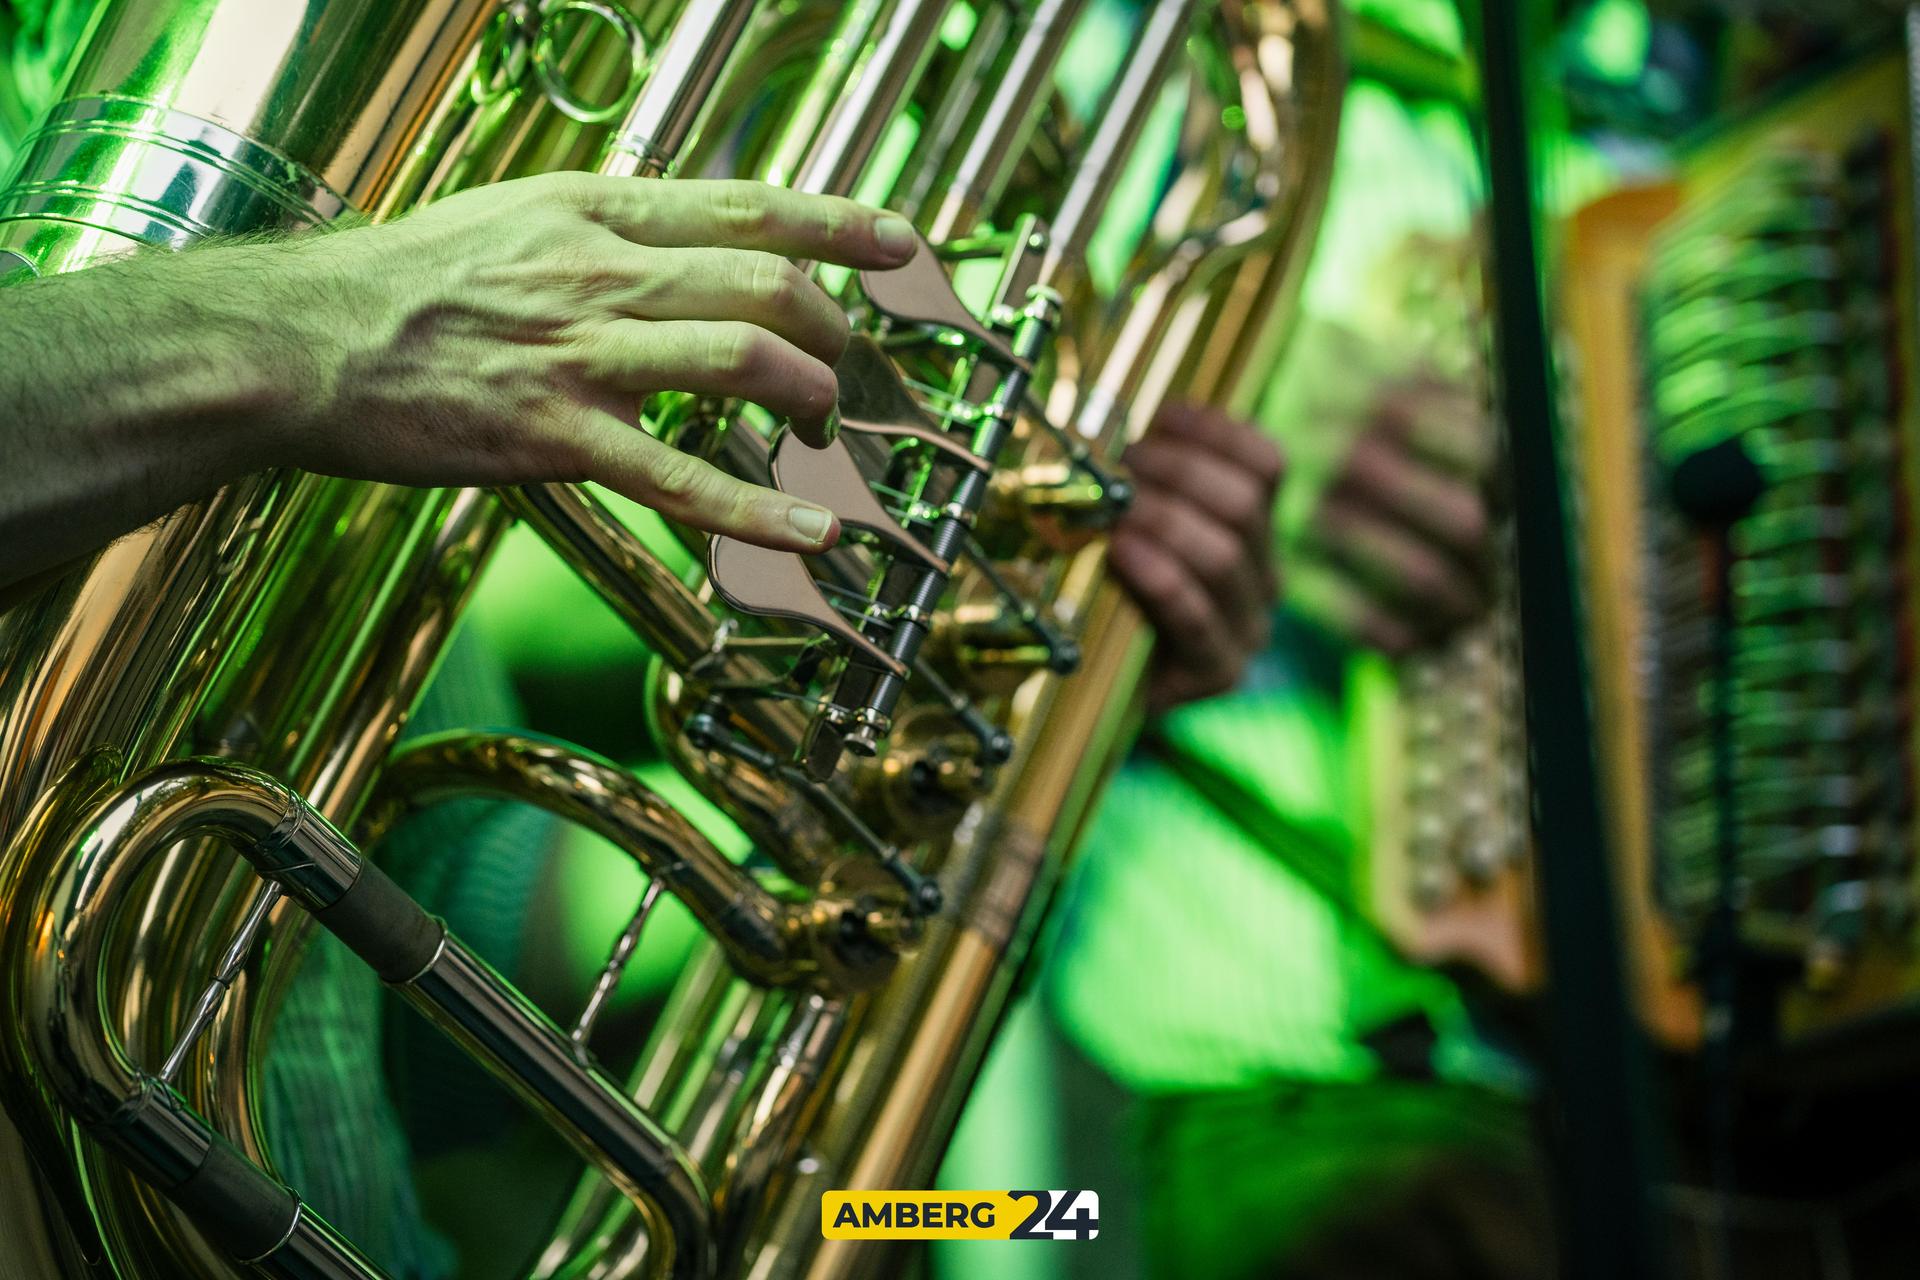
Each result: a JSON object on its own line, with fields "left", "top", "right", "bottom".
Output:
{"left": 893, "top": 0, "right": 1015, "bottom": 224}
{"left": 708, "top": 991, "right": 847, "bottom": 1278}
{"left": 509, "top": 0, "right": 774, "bottom": 685}
{"left": 785, "top": 0, "right": 954, "bottom": 198}
{"left": 534, "top": 943, "right": 742, "bottom": 1280}
{"left": 51, "top": 0, "right": 500, "bottom": 213}
{"left": 502, "top": 484, "right": 729, "bottom": 673}
{"left": 922, "top": 0, "right": 1087, "bottom": 242}
{"left": 1038, "top": 0, "right": 1197, "bottom": 289}
{"left": 360, "top": 731, "right": 818, "bottom": 987}
{"left": 0, "top": 8, "right": 511, "bottom": 1266}
{"left": 607, "top": 0, "right": 769, "bottom": 176}
{"left": 23, "top": 760, "right": 714, "bottom": 1280}
{"left": 740, "top": 8, "right": 1340, "bottom": 1276}
{"left": 402, "top": 942, "right": 710, "bottom": 1280}
{"left": 757, "top": 0, "right": 895, "bottom": 188}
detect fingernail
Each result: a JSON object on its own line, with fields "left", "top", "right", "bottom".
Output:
{"left": 874, "top": 215, "right": 917, "bottom": 261}
{"left": 788, "top": 505, "right": 835, "bottom": 545}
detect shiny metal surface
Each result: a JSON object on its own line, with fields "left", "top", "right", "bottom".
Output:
{"left": 403, "top": 938, "right": 712, "bottom": 1280}
{"left": 606, "top": 0, "right": 765, "bottom": 175}
{"left": 18, "top": 755, "right": 716, "bottom": 1280}
{"left": 0, "top": 0, "right": 1342, "bottom": 1276}
{"left": 0, "top": 95, "right": 347, "bottom": 249}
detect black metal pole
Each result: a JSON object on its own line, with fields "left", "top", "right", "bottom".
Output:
{"left": 1466, "top": 3, "right": 1667, "bottom": 1277}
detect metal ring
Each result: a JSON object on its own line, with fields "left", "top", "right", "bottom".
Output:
{"left": 533, "top": 0, "right": 650, "bottom": 125}
{"left": 0, "top": 249, "right": 38, "bottom": 283}
{"left": 468, "top": 4, "right": 534, "bottom": 107}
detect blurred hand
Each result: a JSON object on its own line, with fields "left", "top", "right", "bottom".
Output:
{"left": 1110, "top": 401, "right": 1285, "bottom": 713}
{"left": 1299, "top": 378, "right": 1494, "bottom": 655}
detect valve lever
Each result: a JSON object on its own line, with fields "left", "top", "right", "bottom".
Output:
{"left": 707, "top": 537, "right": 907, "bottom": 677}
{"left": 834, "top": 335, "right": 991, "bottom": 471}
{"left": 771, "top": 431, "right": 948, "bottom": 573}
{"left": 961, "top": 539, "right": 1080, "bottom": 673}
{"left": 859, "top": 230, "right": 1024, "bottom": 370}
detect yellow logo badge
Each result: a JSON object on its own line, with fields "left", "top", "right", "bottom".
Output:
{"left": 821, "top": 1190, "right": 1099, "bottom": 1240}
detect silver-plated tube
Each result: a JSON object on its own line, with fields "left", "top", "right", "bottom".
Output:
{"left": 576, "top": 880, "right": 666, "bottom": 1046}
{"left": 607, "top": 0, "right": 767, "bottom": 175}
{"left": 923, "top": 0, "right": 1087, "bottom": 242}
{"left": 787, "top": 0, "right": 955, "bottom": 197}
{"left": 158, "top": 881, "right": 284, "bottom": 1084}
{"left": 399, "top": 939, "right": 713, "bottom": 1279}
{"left": 894, "top": 1, "right": 1014, "bottom": 222}
{"left": 1039, "top": 0, "right": 1197, "bottom": 286}
{"left": 251, "top": 1208, "right": 387, "bottom": 1280}
{"left": 757, "top": 0, "right": 894, "bottom": 187}
{"left": 24, "top": 760, "right": 712, "bottom": 1280}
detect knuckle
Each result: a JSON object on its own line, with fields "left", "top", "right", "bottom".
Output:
{"left": 1251, "top": 437, "right": 1286, "bottom": 485}
{"left": 550, "top": 235, "right": 625, "bottom": 299}
{"left": 748, "top": 253, "right": 803, "bottom": 312}
{"left": 707, "top": 325, "right": 762, "bottom": 380}
{"left": 541, "top": 171, "right": 604, "bottom": 217}
{"left": 644, "top": 449, "right": 706, "bottom": 507}
{"left": 1403, "top": 555, "right": 1449, "bottom": 601}
{"left": 816, "top": 200, "right": 856, "bottom": 249}
{"left": 1196, "top": 532, "right": 1239, "bottom": 586}
{"left": 712, "top": 184, "right": 771, "bottom": 238}
{"left": 1216, "top": 483, "right": 1260, "bottom": 531}
{"left": 525, "top": 418, "right": 592, "bottom": 483}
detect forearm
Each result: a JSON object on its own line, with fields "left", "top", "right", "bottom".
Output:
{"left": 0, "top": 174, "right": 925, "bottom": 586}
{"left": 0, "top": 243, "right": 308, "bottom": 587}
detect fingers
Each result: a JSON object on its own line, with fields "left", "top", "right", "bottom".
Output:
{"left": 1330, "top": 431, "right": 1490, "bottom": 567}
{"left": 570, "top": 411, "right": 841, "bottom": 552}
{"left": 1108, "top": 534, "right": 1247, "bottom": 708}
{"left": 565, "top": 176, "right": 918, "bottom": 269}
{"left": 1124, "top": 441, "right": 1279, "bottom": 583}
{"left": 1145, "top": 400, "right": 1286, "bottom": 487}
{"left": 1117, "top": 491, "right": 1271, "bottom": 652}
{"left": 1373, "top": 379, "right": 1493, "bottom": 477}
{"left": 1313, "top": 498, "right": 1486, "bottom": 632}
{"left": 1111, "top": 400, "right": 1282, "bottom": 713}
{"left": 594, "top": 318, "right": 838, "bottom": 423}
{"left": 603, "top": 245, "right": 850, "bottom": 367}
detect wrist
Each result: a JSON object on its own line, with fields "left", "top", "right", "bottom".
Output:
{"left": 194, "top": 234, "right": 361, "bottom": 475}
{"left": 194, "top": 222, "right": 417, "bottom": 476}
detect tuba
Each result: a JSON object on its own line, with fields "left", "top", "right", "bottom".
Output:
{"left": 0, "top": 0, "right": 1339, "bottom": 1276}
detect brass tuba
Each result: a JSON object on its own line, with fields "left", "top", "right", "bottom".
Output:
{"left": 0, "top": 0, "right": 1339, "bottom": 1276}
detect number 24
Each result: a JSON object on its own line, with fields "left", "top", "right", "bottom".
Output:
{"left": 1009, "top": 1190, "right": 1098, "bottom": 1240}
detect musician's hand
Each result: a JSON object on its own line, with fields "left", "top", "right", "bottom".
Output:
{"left": 266, "top": 174, "right": 921, "bottom": 550}
{"left": 1110, "top": 401, "right": 1284, "bottom": 713}
{"left": 1297, "top": 378, "right": 1493, "bottom": 655}
{"left": 1, "top": 174, "right": 922, "bottom": 586}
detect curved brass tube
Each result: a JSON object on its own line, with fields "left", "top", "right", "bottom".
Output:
{"left": 359, "top": 731, "right": 824, "bottom": 988}
{"left": 20, "top": 759, "right": 714, "bottom": 1280}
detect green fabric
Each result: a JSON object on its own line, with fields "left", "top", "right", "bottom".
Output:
{"left": 261, "top": 630, "right": 551, "bottom": 1279}
{"left": 1043, "top": 80, "right": 1505, "bottom": 1095}
{"left": 1045, "top": 619, "right": 1494, "bottom": 1092}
